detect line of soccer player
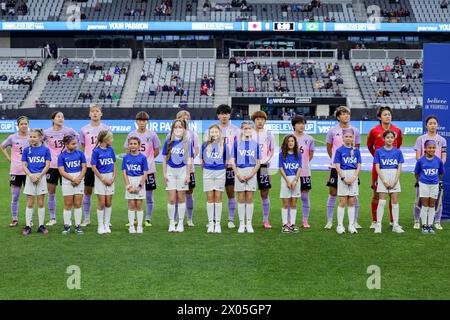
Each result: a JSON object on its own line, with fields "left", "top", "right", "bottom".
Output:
{"left": 1, "top": 104, "right": 446, "bottom": 235}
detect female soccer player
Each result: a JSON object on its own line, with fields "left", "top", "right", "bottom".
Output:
{"left": 124, "top": 111, "right": 160, "bottom": 227}
{"left": 414, "top": 115, "right": 447, "bottom": 230}
{"left": 278, "top": 135, "right": 302, "bottom": 233}
{"left": 414, "top": 140, "right": 445, "bottom": 234}
{"left": 44, "top": 111, "right": 78, "bottom": 226}
{"left": 162, "top": 119, "right": 193, "bottom": 233}
{"left": 216, "top": 104, "right": 240, "bottom": 229}
{"left": 79, "top": 105, "right": 110, "bottom": 227}
{"left": 122, "top": 137, "right": 149, "bottom": 234}
{"left": 1, "top": 116, "right": 29, "bottom": 227}
{"left": 231, "top": 121, "right": 261, "bottom": 233}
{"left": 21, "top": 129, "right": 51, "bottom": 236}
{"left": 201, "top": 124, "right": 227, "bottom": 233}
{"left": 325, "top": 107, "right": 361, "bottom": 229}
{"left": 57, "top": 135, "right": 87, "bottom": 235}
{"left": 251, "top": 111, "right": 275, "bottom": 229}
{"left": 292, "top": 115, "right": 314, "bottom": 228}
{"left": 367, "top": 106, "right": 403, "bottom": 228}
{"left": 374, "top": 130, "right": 404, "bottom": 234}
{"left": 91, "top": 130, "right": 116, "bottom": 235}
{"left": 333, "top": 128, "right": 361, "bottom": 235}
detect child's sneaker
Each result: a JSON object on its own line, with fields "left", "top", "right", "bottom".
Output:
{"left": 348, "top": 225, "right": 358, "bottom": 234}
{"left": 282, "top": 225, "right": 291, "bottom": 233}
{"left": 354, "top": 222, "right": 363, "bottom": 229}
{"left": 214, "top": 223, "right": 222, "bottom": 233}
{"left": 246, "top": 223, "right": 254, "bottom": 233}
{"left": 336, "top": 225, "right": 345, "bottom": 234}
{"left": 22, "top": 226, "right": 32, "bottom": 236}
{"left": 97, "top": 225, "right": 106, "bottom": 235}
{"left": 392, "top": 225, "right": 404, "bottom": 233}
{"left": 421, "top": 225, "right": 429, "bottom": 234}
{"left": 38, "top": 225, "right": 49, "bottom": 234}
{"left": 62, "top": 225, "right": 71, "bottom": 235}
{"left": 129, "top": 226, "right": 136, "bottom": 234}
{"left": 289, "top": 225, "right": 299, "bottom": 233}
{"left": 136, "top": 226, "right": 143, "bottom": 234}
{"left": 74, "top": 226, "right": 84, "bottom": 235}
{"left": 207, "top": 222, "right": 214, "bottom": 233}
{"left": 428, "top": 225, "right": 436, "bottom": 234}
{"left": 374, "top": 222, "right": 382, "bottom": 234}
{"left": 370, "top": 221, "right": 377, "bottom": 229}
{"left": 238, "top": 223, "right": 246, "bottom": 233}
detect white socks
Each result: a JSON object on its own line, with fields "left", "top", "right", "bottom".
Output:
{"left": 137, "top": 211, "right": 143, "bottom": 227}
{"left": 347, "top": 206, "right": 355, "bottom": 227}
{"left": 38, "top": 207, "right": 45, "bottom": 226}
{"left": 337, "top": 206, "right": 345, "bottom": 226}
{"left": 427, "top": 207, "right": 436, "bottom": 226}
{"left": 281, "top": 208, "right": 288, "bottom": 225}
{"left": 168, "top": 204, "right": 175, "bottom": 224}
{"left": 246, "top": 204, "right": 254, "bottom": 226}
{"left": 178, "top": 203, "right": 186, "bottom": 225}
{"left": 26, "top": 207, "right": 33, "bottom": 227}
{"left": 63, "top": 209, "right": 72, "bottom": 226}
{"left": 128, "top": 210, "right": 135, "bottom": 226}
{"left": 214, "top": 202, "right": 222, "bottom": 224}
{"left": 97, "top": 209, "right": 104, "bottom": 227}
{"left": 420, "top": 207, "right": 428, "bottom": 226}
{"left": 104, "top": 207, "right": 112, "bottom": 227}
{"left": 392, "top": 203, "right": 399, "bottom": 226}
{"left": 207, "top": 202, "right": 214, "bottom": 223}
{"left": 290, "top": 209, "right": 297, "bottom": 226}
{"left": 376, "top": 199, "right": 386, "bottom": 223}
{"left": 238, "top": 203, "right": 245, "bottom": 225}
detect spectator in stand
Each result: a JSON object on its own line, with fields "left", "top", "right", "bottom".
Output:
{"left": 74, "top": 65, "right": 80, "bottom": 75}
{"left": 67, "top": 70, "right": 74, "bottom": 78}
{"left": 62, "top": 56, "right": 69, "bottom": 65}
{"left": 114, "top": 65, "right": 120, "bottom": 74}
{"left": 156, "top": 56, "right": 163, "bottom": 64}
{"left": 1, "top": 2, "right": 6, "bottom": 16}
{"left": 99, "top": 89, "right": 106, "bottom": 102}
{"left": 400, "top": 84, "right": 409, "bottom": 93}
{"left": 353, "top": 63, "right": 361, "bottom": 72}
{"left": 95, "top": 2, "right": 101, "bottom": 12}
{"left": 18, "top": 58, "right": 27, "bottom": 68}
{"left": 200, "top": 83, "right": 208, "bottom": 96}
{"left": 104, "top": 72, "right": 112, "bottom": 82}
{"left": 149, "top": 81, "right": 157, "bottom": 96}
{"left": 441, "top": 0, "right": 448, "bottom": 9}
{"left": 112, "top": 91, "right": 120, "bottom": 101}
{"left": 384, "top": 64, "right": 392, "bottom": 72}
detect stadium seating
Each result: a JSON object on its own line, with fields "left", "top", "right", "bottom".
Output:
{"left": 364, "top": 0, "right": 416, "bottom": 23}
{"left": 16, "top": 0, "right": 64, "bottom": 21}
{"left": 411, "top": 0, "right": 449, "bottom": 23}
{"left": 135, "top": 58, "right": 216, "bottom": 108}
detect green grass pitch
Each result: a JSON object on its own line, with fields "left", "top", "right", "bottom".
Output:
{"left": 0, "top": 133, "right": 449, "bottom": 300}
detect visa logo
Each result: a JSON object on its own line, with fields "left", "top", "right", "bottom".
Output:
{"left": 381, "top": 159, "right": 398, "bottom": 166}
{"left": 318, "top": 126, "right": 332, "bottom": 133}
{"left": 29, "top": 156, "right": 45, "bottom": 163}
{"left": 424, "top": 169, "right": 438, "bottom": 175}
{"left": 99, "top": 158, "right": 114, "bottom": 166}
{"left": 126, "top": 164, "right": 141, "bottom": 171}
{"left": 284, "top": 163, "right": 299, "bottom": 170}
{"left": 171, "top": 148, "right": 185, "bottom": 155}
{"left": 207, "top": 152, "right": 221, "bottom": 159}
{"left": 66, "top": 160, "right": 81, "bottom": 168}
{"left": 343, "top": 157, "right": 357, "bottom": 164}
{"left": 239, "top": 150, "right": 255, "bottom": 157}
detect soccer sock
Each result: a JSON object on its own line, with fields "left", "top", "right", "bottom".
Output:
{"left": 63, "top": 209, "right": 72, "bottom": 226}
{"left": 290, "top": 209, "right": 297, "bottom": 226}
{"left": 207, "top": 202, "right": 214, "bottom": 223}
{"left": 74, "top": 208, "right": 82, "bottom": 226}
{"left": 48, "top": 193, "right": 56, "bottom": 220}
{"left": 128, "top": 210, "right": 135, "bottom": 227}
{"left": 214, "top": 202, "right": 222, "bottom": 224}
{"left": 327, "top": 195, "right": 336, "bottom": 222}
{"left": 137, "top": 211, "right": 143, "bottom": 227}
{"left": 376, "top": 199, "right": 387, "bottom": 223}
{"left": 301, "top": 192, "right": 310, "bottom": 222}
{"left": 392, "top": 203, "right": 399, "bottom": 226}
{"left": 83, "top": 194, "right": 91, "bottom": 220}
{"left": 186, "top": 193, "right": 194, "bottom": 221}
{"left": 228, "top": 198, "right": 236, "bottom": 222}
{"left": 348, "top": 206, "right": 355, "bottom": 227}
{"left": 414, "top": 187, "right": 420, "bottom": 221}
{"left": 238, "top": 203, "right": 245, "bottom": 225}
{"left": 25, "top": 207, "right": 33, "bottom": 227}
{"left": 97, "top": 209, "right": 104, "bottom": 228}
{"left": 420, "top": 206, "right": 428, "bottom": 226}
{"left": 435, "top": 203, "right": 443, "bottom": 224}
{"left": 261, "top": 197, "right": 270, "bottom": 222}
{"left": 354, "top": 197, "right": 359, "bottom": 222}
{"left": 11, "top": 186, "right": 21, "bottom": 220}
{"left": 371, "top": 196, "right": 379, "bottom": 222}
{"left": 38, "top": 207, "right": 45, "bottom": 226}
{"left": 104, "top": 207, "right": 112, "bottom": 227}
{"left": 337, "top": 206, "right": 345, "bottom": 226}
{"left": 246, "top": 203, "right": 254, "bottom": 225}
{"left": 281, "top": 208, "right": 288, "bottom": 226}
{"left": 167, "top": 204, "right": 175, "bottom": 224}
{"left": 178, "top": 203, "right": 186, "bottom": 225}
{"left": 145, "top": 190, "right": 154, "bottom": 220}
{"left": 427, "top": 207, "right": 436, "bottom": 226}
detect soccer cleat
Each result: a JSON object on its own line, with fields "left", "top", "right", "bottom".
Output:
{"left": 38, "top": 225, "right": 49, "bottom": 234}
{"left": 214, "top": 223, "right": 222, "bottom": 233}
{"left": 228, "top": 221, "right": 236, "bottom": 229}
{"left": 144, "top": 220, "right": 152, "bottom": 227}
{"left": 369, "top": 221, "right": 377, "bottom": 229}
{"left": 80, "top": 220, "right": 90, "bottom": 227}
{"left": 392, "top": 225, "right": 405, "bottom": 233}
{"left": 348, "top": 225, "right": 358, "bottom": 234}
{"left": 289, "top": 225, "right": 299, "bottom": 233}
{"left": 136, "top": 226, "right": 143, "bottom": 234}
{"left": 62, "top": 225, "right": 71, "bottom": 235}
{"left": 46, "top": 219, "right": 57, "bottom": 226}
{"left": 97, "top": 225, "right": 106, "bottom": 235}
{"left": 413, "top": 221, "right": 421, "bottom": 230}
{"left": 374, "top": 223, "right": 382, "bottom": 234}
{"left": 168, "top": 223, "right": 176, "bottom": 233}
{"left": 104, "top": 226, "right": 112, "bottom": 234}
{"left": 9, "top": 220, "right": 18, "bottom": 227}
{"left": 428, "top": 225, "right": 436, "bottom": 234}
{"left": 282, "top": 225, "right": 291, "bottom": 233}
{"left": 336, "top": 225, "right": 345, "bottom": 234}
{"left": 263, "top": 221, "right": 272, "bottom": 229}
{"left": 246, "top": 223, "right": 254, "bottom": 233}
{"left": 434, "top": 223, "right": 443, "bottom": 230}
{"left": 129, "top": 226, "right": 136, "bottom": 234}
{"left": 238, "top": 223, "right": 246, "bottom": 233}
{"left": 175, "top": 223, "right": 184, "bottom": 233}
{"left": 74, "top": 226, "right": 84, "bottom": 235}
{"left": 207, "top": 223, "right": 214, "bottom": 233}
{"left": 22, "top": 226, "right": 32, "bottom": 236}
{"left": 187, "top": 220, "right": 195, "bottom": 227}
{"left": 354, "top": 222, "right": 363, "bottom": 229}
{"left": 302, "top": 221, "right": 311, "bottom": 229}
{"left": 324, "top": 221, "right": 333, "bottom": 229}
{"left": 421, "top": 225, "right": 429, "bottom": 234}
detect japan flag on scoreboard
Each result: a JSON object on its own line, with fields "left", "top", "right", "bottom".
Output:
{"left": 248, "top": 22, "right": 262, "bottom": 31}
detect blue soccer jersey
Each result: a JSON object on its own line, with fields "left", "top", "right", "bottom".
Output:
{"left": 57, "top": 150, "right": 86, "bottom": 173}
{"left": 22, "top": 145, "right": 51, "bottom": 174}
{"left": 414, "top": 155, "right": 445, "bottom": 185}
{"left": 278, "top": 152, "right": 302, "bottom": 176}
{"left": 374, "top": 147, "right": 404, "bottom": 169}
{"left": 122, "top": 153, "right": 149, "bottom": 176}
{"left": 91, "top": 146, "right": 116, "bottom": 174}
{"left": 233, "top": 139, "right": 260, "bottom": 168}
{"left": 201, "top": 142, "right": 227, "bottom": 170}
{"left": 333, "top": 145, "right": 362, "bottom": 170}
{"left": 162, "top": 138, "right": 194, "bottom": 168}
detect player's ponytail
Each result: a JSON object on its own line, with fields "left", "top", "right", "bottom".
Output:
{"left": 95, "top": 130, "right": 112, "bottom": 149}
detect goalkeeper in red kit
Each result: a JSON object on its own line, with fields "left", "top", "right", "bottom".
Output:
{"left": 367, "top": 106, "right": 403, "bottom": 228}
